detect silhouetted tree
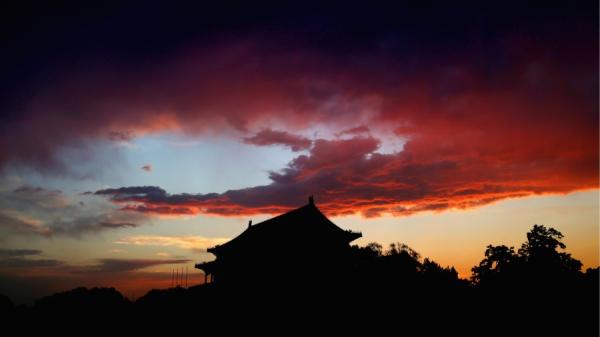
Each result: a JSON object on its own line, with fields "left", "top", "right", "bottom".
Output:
{"left": 422, "top": 258, "right": 458, "bottom": 278}
{"left": 350, "top": 242, "right": 382, "bottom": 261}
{"left": 518, "top": 224, "right": 582, "bottom": 274}
{"left": 2, "top": 224, "right": 596, "bottom": 335}
{"left": 471, "top": 245, "right": 518, "bottom": 285}
{"left": 381, "top": 243, "right": 422, "bottom": 277}
{"left": 584, "top": 267, "right": 599, "bottom": 283}
{"left": 386, "top": 242, "right": 420, "bottom": 260}
{"left": 0, "top": 294, "right": 14, "bottom": 313}
{"left": 366, "top": 242, "right": 383, "bottom": 256}
{"left": 468, "top": 224, "right": 597, "bottom": 335}
{"left": 33, "top": 287, "right": 130, "bottom": 312}
{"left": 472, "top": 225, "right": 584, "bottom": 287}
{"left": 421, "top": 258, "right": 461, "bottom": 291}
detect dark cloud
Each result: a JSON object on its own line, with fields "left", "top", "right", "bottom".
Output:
{"left": 0, "top": 185, "right": 145, "bottom": 237}
{"left": 95, "top": 186, "right": 219, "bottom": 208}
{"left": 0, "top": 2, "right": 596, "bottom": 216}
{"left": 8, "top": 185, "right": 67, "bottom": 212}
{"left": 0, "top": 209, "right": 143, "bottom": 237}
{"left": 120, "top": 205, "right": 196, "bottom": 215}
{"left": 0, "top": 256, "right": 191, "bottom": 304}
{"left": 14, "top": 186, "right": 48, "bottom": 194}
{"left": 107, "top": 130, "right": 135, "bottom": 142}
{"left": 0, "top": 258, "right": 64, "bottom": 268}
{"left": 0, "top": 212, "right": 51, "bottom": 236}
{"left": 98, "top": 222, "right": 137, "bottom": 229}
{"left": 43, "top": 215, "right": 142, "bottom": 237}
{"left": 0, "top": 249, "right": 63, "bottom": 269}
{"left": 1, "top": 253, "right": 188, "bottom": 277}
{"left": 95, "top": 186, "right": 168, "bottom": 199}
{"left": 0, "top": 1, "right": 595, "bottom": 174}
{"left": 336, "top": 126, "right": 370, "bottom": 137}
{"left": 243, "top": 129, "right": 312, "bottom": 152}
{"left": 0, "top": 249, "right": 42, "bottom": 258}
{"left": 84, "top": 259, "right": 189, "bottom": 273}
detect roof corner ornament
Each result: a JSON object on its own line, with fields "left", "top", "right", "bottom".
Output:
{"left": 308, "top": 195, "right": 314, "bottom": 205}
{"left": 248, "top": 220, "right": 252, "bottom": 228}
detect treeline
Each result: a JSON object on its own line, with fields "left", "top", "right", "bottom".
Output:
{"left": 1, "top": 225, "right": 598, "bottom": 335}
{"left": 350, "top": 224, "right": 597, "bottom": 290}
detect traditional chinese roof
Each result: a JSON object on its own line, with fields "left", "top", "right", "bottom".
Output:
{"left": 207, "top": 197, "right": 361, "bottom": 256}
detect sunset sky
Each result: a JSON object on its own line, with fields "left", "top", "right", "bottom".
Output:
{"left": 0, "top": 2, "right": 598, "bottom": 303}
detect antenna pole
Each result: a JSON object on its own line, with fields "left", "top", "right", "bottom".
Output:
{"left": 186, "top": 266, "right": 188, "bottom": 288}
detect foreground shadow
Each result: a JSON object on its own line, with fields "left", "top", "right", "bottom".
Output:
{"left": 2, "top": 200, "right": 598, "bottom": 335}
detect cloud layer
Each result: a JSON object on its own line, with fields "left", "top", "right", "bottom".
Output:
{"left": 84, "top": 259, "right": 190, "bottom": 273}
{"left": 114, "top": 235, "right": 229, "bottom": 252}
{"left": 95, "top": 129, "right": 598, "bottom": 217}
{"left": 0, "top": 185, "right": 147, "bottom": 237}
{"left": 0, "top": 248, "right": 192, "bottom": 303}
{"left": 243, "top": 129, "right": 312, "bottom": 152}
{"left": 0, "top": 249, "right": 64, "bottom": 268}
{"left": 2, "top": 2, "right": 597, "bottom": 217}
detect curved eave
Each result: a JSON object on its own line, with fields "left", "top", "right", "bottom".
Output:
{"left": 205, "top": 202, "right": 362, "bottom": 255}
{"left": 195, "top": 260, "right": 218, "bottom": 273}
{"left": 207, "top": 245, "right": 222, "bottom": 255}
{"left": 346, "top": 231, "right": 362, "bottom": 243}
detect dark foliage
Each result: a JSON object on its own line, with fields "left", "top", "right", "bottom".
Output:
{"left": 0, "top": 293, "right": 13, "bottom": 313}
{"left": 2, "top": 225, "right": 597, "bottom": 335}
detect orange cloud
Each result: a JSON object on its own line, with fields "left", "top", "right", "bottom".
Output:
{"left": 95, "top": 123, "right": 598, "bottom": 218}
{"left": 114, "top": 235, "right": 229, "bottom": 252}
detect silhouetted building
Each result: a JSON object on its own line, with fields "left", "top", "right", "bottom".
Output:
{"left": 195, "top": 196, "right": 362, "bottom": 286}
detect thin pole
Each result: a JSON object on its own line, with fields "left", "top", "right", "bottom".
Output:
{"left": 171, "top": 268, "right": 174, "bottom": 288}
{"left": 185, "top": 266, "right": 188, "bottom": 288}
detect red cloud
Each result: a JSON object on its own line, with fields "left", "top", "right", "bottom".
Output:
{"left": 95, "top": 125, "right": 598, "bottom": 217}
{"left": 4, "top": 10, "right": 598, "bottom": 216}
{"left": 336, "top": 126, "right": 370, "bottom": 137}
{"left": 108, "top": 131, "right": 136, "bottom": 142}
{"left": 243, "top": 129, "right": 312, "bottom": 151}
{"left": 3, "top": 34, "right": 596, "bottom": 175}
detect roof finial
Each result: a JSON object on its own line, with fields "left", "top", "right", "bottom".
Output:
{"left": 248, "top": 220, "right": 252, "bottom": 228}
{"left": 309, "top": 195, "right": 314, "bottom": 205}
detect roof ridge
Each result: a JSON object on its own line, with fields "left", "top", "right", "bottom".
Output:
{"left": 207, "top": 199, "right": 361, "bottom": 255}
